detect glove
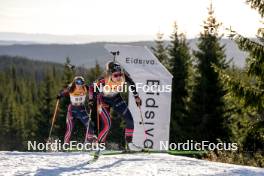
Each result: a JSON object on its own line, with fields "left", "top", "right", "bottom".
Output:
{"left": 56, "top": 94, "right": 62, "bottom": 100}
{"left": 88, "top": 99, "right": 94, "bottom": 109}
{"left": 56, "top": 89, "right": 66, "bottom": 99}
{"left": 135, "top": 96, "right": 142, "bottom": 107}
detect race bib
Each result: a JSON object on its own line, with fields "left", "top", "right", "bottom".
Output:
{"left": 69, "top": 86, "right": 87, "bottom": 104}
{"left": 70, "top": 94, "right": 86, "bottom": 104}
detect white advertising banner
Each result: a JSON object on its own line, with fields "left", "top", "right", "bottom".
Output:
{"left": 105, "top": 44, "right": 173, "bottom": 150}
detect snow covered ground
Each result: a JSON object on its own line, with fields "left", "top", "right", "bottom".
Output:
{"left": 0, "top": 151, "right": 263, "bottom": 176}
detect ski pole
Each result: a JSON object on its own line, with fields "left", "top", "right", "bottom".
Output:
{"left": 85, "top": 108, "right": 92, "bottom": 143}
{"left": 138, "top": 106, "right": 147, "bottom": 141}
{"left": 48, "top": 99, "right": 60, "bottom": 139}
{"left": 97, "top": 95, "right": 100, "bottom": 137}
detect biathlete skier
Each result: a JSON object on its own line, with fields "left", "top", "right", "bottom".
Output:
{"left": 57, "top": 76, "right": 96, "bottom": 144}
{"left": 89, "top": 61, "right": 142, "bottom": 151}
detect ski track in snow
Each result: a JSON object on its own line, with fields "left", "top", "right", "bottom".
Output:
{"left": 0, "top": 151, "right": 263, "bottom": 176}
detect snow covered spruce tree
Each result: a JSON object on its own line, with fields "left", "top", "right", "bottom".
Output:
{"left": 217, "top": 0, "right": 264, "bottom": 152}
{"left": 168, "top": 22, "right": 191, "bottom": 142}
{"left": 188, "top": 3, "right": 230, "bottom": 142}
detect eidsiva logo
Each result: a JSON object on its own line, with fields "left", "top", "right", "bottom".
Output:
{"left": 125, "top": 57, "right": 155, "bottom": 65}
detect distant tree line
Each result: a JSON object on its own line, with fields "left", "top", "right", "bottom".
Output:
{"left": 0, "top": 56, "right": 104, "bottom": 150}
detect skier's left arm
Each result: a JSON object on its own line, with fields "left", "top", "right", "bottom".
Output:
{"left": 124, "top": 71, "right": 142, "bottom": 107}
{"left": 56, "top": 86, "right": 70, "bottom": 99}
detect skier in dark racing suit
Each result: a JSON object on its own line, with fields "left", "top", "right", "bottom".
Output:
{"left": 57, "top": 76, "right": 96, "bottom": 144}
{"left": 89, "top": 61, "right": 142, "bottom": 151}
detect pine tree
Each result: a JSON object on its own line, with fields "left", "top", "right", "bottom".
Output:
{"left": 217, "top": 0, "right": 264, "bottom": 152}
{"left": 62, "top": 57, "right": 75, "bottom": 87}
{"left": 0, "top": 56, "right": 66, "bottom": 150}
{"left": 151, "top": 32, "right": 169, "bottom": 69}
{"left": 0, "top": 67, "right": 23, "bottom": 150}
{"left": 36, "top": 69, "right": 56, "bottom": 142}
{"left": 188, "top": 3, "right": 229, "bottom": 142}
{"left": 168, "top": 22, "right": 191, "bottom": 142}
{"left": 86, "top": 60, "right": 102, "bottom": 83}
{"left": 22, "top": 80, "right": 38, "bottom": 142}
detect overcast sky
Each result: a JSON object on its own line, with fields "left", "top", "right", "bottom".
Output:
{"left": 0, "top": 0, "right": 262, "bottom": 39}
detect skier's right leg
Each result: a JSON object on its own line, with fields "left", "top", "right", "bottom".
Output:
{"left": 64, "top": 105, "right": 75, "bottom": 144}
{"left": 97, "top": 106, "right": 111, "bottom": 143}
{"left": 112, "top": 95, "right": 142, "bottom": 151}
{"left": 88, "top": 105, "right": 111, "bottom": 162}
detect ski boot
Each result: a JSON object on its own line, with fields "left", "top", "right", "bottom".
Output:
{"left": 127, "top": 143, "right": 143, "bottom": 152}
{"left": 87, "top": 148, "right": 101, "bottom": 164}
